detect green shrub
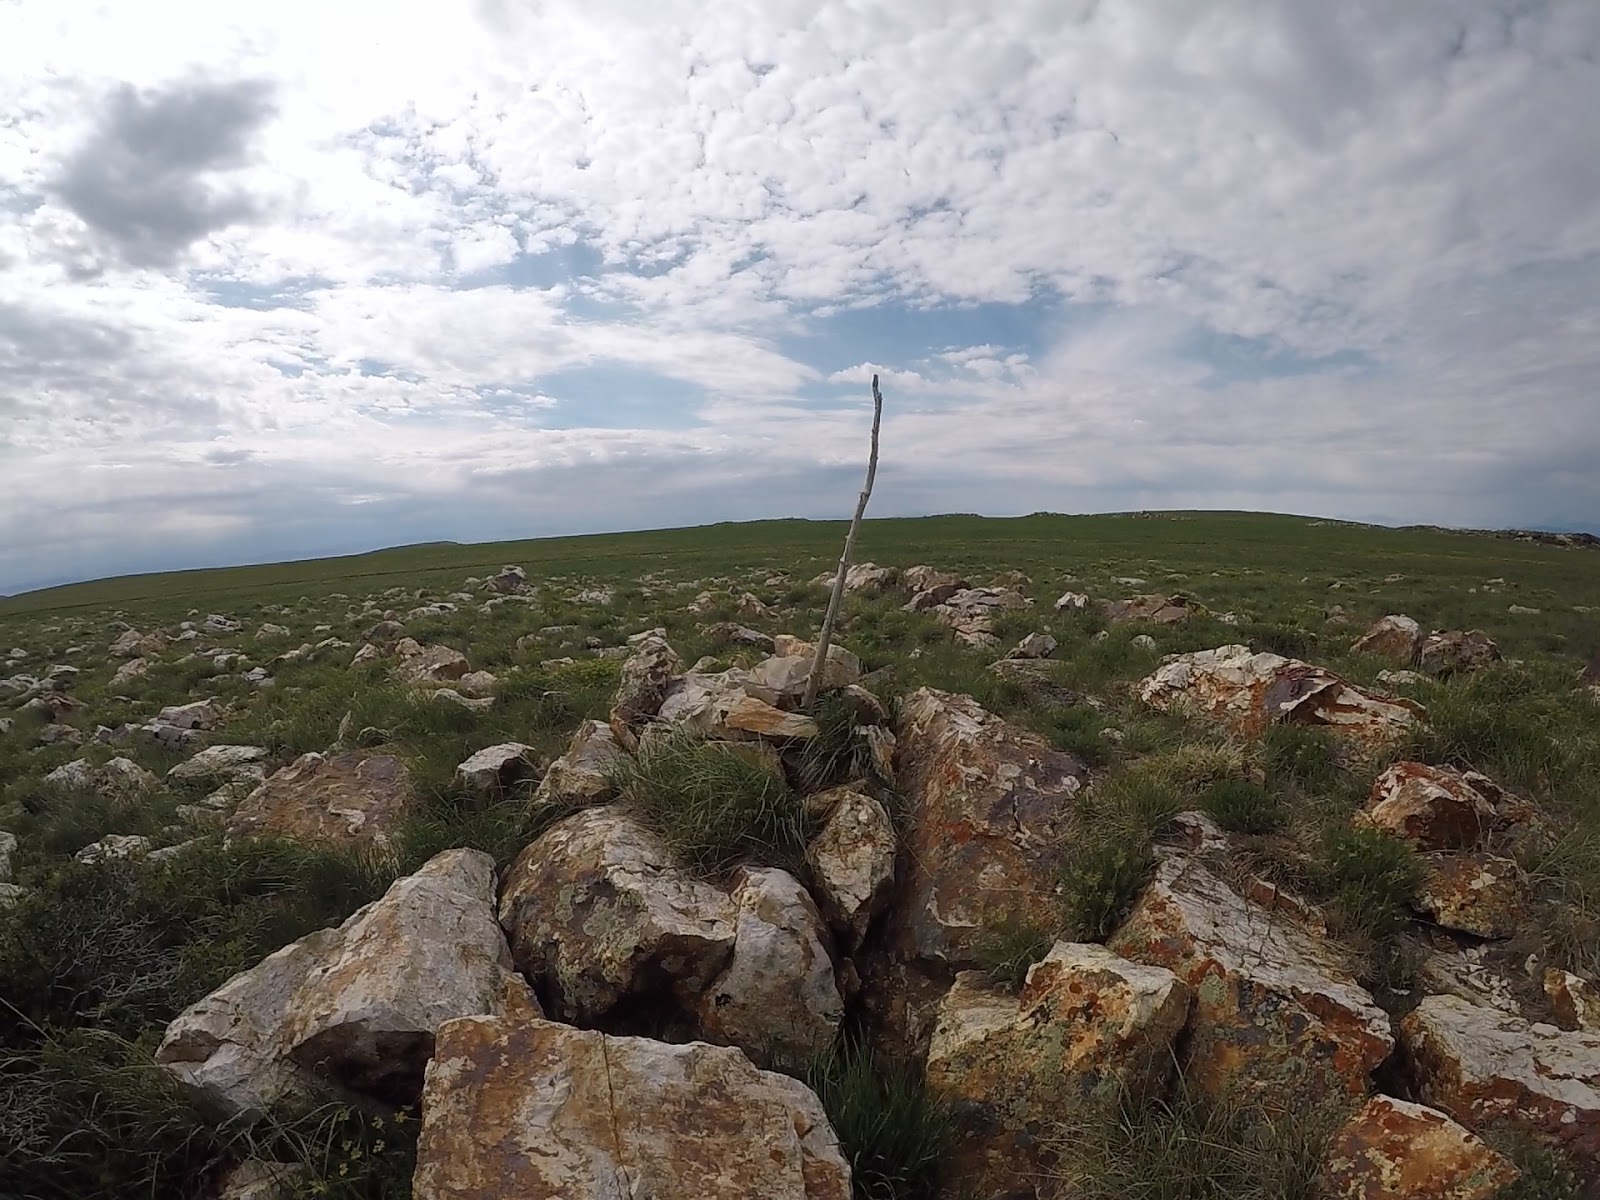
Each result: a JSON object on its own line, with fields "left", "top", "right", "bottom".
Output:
{"left": 1322, "top": 827, "right": 1422, "bottom": 941}
{"left": 805, "top": 1042, "right": 949, "bottom": 1200}
{"left": 1061, "top": 841, "right": 1153, "bottom": 942}
{"left": 615, "top": 732, "right": 813, "bottom": 875}
{"left": 1199, "top": 779, "right": 1283, "bottom": 835}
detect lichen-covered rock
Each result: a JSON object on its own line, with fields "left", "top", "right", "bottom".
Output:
{"left": 167, "top": 744, "right": 267, "bottom": 783}
{"left": 1317, "top": 1094, "right": 1518, "bottom": 1200}
{"left": 1352, "top": 615, "right": 1424, "bottom": 663}
{"left": 1402, "top": 994, "right": 1600, "bottom": 1162}
{"left": 413, "top": 1016, "right": 850, "bottom": 1200}
{"left": 394, "top": 642, "right": 470, "bottom": 684}
{"left": 609, "top": 632, "right": 685, "bottom": 739}
{"left": 452, "top": 743, "right": 535, "bottom": 801}
{"left": 74, "top": 832, "right": 153, "bottom": 864}
{"left": 1546, "top": 969, "right": 1600, "bottom": 1032}
{"left": 531, "top": 719, "right": 623, "bottom": 809}
{"left": 1138, "top": 644, "right": 1422, "bottom": 750}
{"left": 696, "top": 867, "right": 843, "bottom": 1069}
{"left": 226, "top": 751, "right": 412, "bottom": 851}
{"left": 497, "top": 807, "right": 736, "bottom": 1024}
{"left": 926, "top": 943, "right": 1190, "bottom": 1198}
{"left": 1108, "top": 855, "right": 1392, "bottom": 1103}
{"left": 44, "top": 755, "right": 158, "bottom": 804}
{"left": 1413, "top": 852, "right": 1531, "bottom": 939}
{"left": 1357, "top": 762, "right": 1537, "bottom": 851}
{"left": 806, "top": 785, "right": 896, "bottom": 949}
{"left": 1419, "top": 630, "right": 1502, "bottom": 677}
{"left": 285, "top": 849, "right": 537, "bottom": 1102}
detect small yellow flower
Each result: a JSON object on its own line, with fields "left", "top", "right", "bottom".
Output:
{"left": 371, "top": 1115, "right": 385, "bottom": 1130}
{"left": 339, "top": 1162, "right": 350, "bottom": 1177}
{"left": 350, "top": 1148, "right": 363, "bottom": 1161}
{"left": 392, "top": 1109, "right": 409, "bottom": 1125}
{"left": 341, "top": 1139, "right": 353, "bottom": 1152}
{"left": 372, "top": 1140, "right": 386, "bottom": 1154}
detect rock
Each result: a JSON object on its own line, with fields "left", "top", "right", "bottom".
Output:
{"left": 1054, "top": 590, "right": 1090, "bottom": 611}
{"left": 610, "top": 632, "right": 685, "bottom": 739}
{"left": 574, "top": 585, "right": 614, "bottom": 605}
{"left": 1419, "top": 631, "right": 1502, "bottom": 677}
{"left": 1108, "top": 854, "right": 1392, "bottom": 1103}
{"left": 1413, "top": 853, "right": 1531, "bottom": 938}
{"left": 110, "top": 628, "right": 165, "bottom": 658}
{"left": 453, "top": 743, "right": 535, "bottom": 801}
{"left": 226, "top": 751, "right": 412, "bottom": 851}
{"left": 1138, "top": 644, "right": 1422, "bottom": 750}
{"left": 0, "top": 830, "right": 16, "bottom": 883}
{"left": 1103, "top": 594, "right": 1198, "bottom": 625}
{"left": 486, "top": 564, "right": 528, "bottom": 594}
{"left": 1402, "top": 994, "right": 1600, "bottom": 1162}
{"left": 110, "top": 658, "right": 150, "bottom": 686}
{"left": 44, "top": 756, "right": 158, "bottom": 804}
{"left": 1006, "top": 632, "right": 1057, "bottom": 660}
{"left": 1379, "top": 668, "right": 1429, "bottom": 687}
{"left": 1417, "top": 947, "right": 1526, "bottom": 1017}
{"left": 1545, "top": 969, "right": 1600, "bottom": 1032}
{"left": 36, "top": 724, "right": 85, "bottom": 747}
{"left": 1357, "top": 762, "right": 1537, "bottom": 851}
{"left": 257, "top": 623, "right": 291, "bottom": 640}
{"left": 168, "top": 744, "right": 267, "bottom": 783}
{"left": 771, "top": 635, "right": 863, "bottom": 688}
{"left": 721, "top": 693, "right": 818, "bottom": 740}
{"left": 497, "top": 807, "right": 736, "bottom": 1024}
{"left": 901, "top": 565, "right": 962, "bottom": 594}
{"left": 217, "top": 1159, "right": 311, "bottom": 1200}
{"left": 157, "top": 699, "right": 219, "bottom": 730}
{"left": 1131, "top": 633, "right": 1157, "bottom": 650}
{"left": 429, "top": 687, "right": 493, "bottom": 712}
{"left": 395, "top": 642, "right": 470, "bottom": 684}
{"left": 413, "top": 1016, "right": 850, "bottom": 1200}
{"left": 1352, "top": 615, "right": 1424, "bottom": 663}
{"left": 363, "top": 619, "right": 405, "bottom": 645}
{"left": 0, "top": 882, "right": 25, "bottom": 909}
{"left": 74, "top": 833, "right": 154, "bottom": 864}
{"left": 454, "top": 669, "right": 498, "bottom": 697}
{"left": 926, "top": 943, "right": 1191, "bottom": 1197}
{"left": 736, "top": 591, "right": 770, "bottom": 618}
{"left": 1508, "top": 604, "right": 1542, "bottom": 615}
{"left": 697, "top": 867, "right": 843, "bottom": 1068}
{"left": 284, "top": 849, "right": 537, "bottom": 1102}
{"left": 806, "top": 786, "right": 896, "bottom": 949}
{"left": 703, "top": 621, "right": 776, "bottom": 652}
{"left": 1317, "top": 1094, "right": 1518, "bottom": 1200}
{"left": 930, "top": 587, "right": 1030, "bottom": 648}
{"left": 532, "top": 719, "right": 623, "bottom": 809}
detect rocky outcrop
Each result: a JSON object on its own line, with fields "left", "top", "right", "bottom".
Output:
{"left": 1357, "top": 762, "right": 1537, "bottom": 851}
{"left": 531, "top": 719, "right": 623, "bottom": 809}
{"left": 1108, "top": 855, "right": 1393, "bottom": 1103}
{"left": 1317, "top": 1094, "right": 1518, "bottom": 1200}
{"left": 452, "top": 743, "right": 535, "bottom": 801}
{"left": 696, "top": 867, "right": 843, "bottom": 1069}
{"left": 226, "top": 751, "right": 413, "bottom": 851}
{"left": 1402, "top": 994, "right": 1600, "bottom": 1162}
{"left": 413, "top": 1016, "right": 850, "bottom": 1200}
{"left": 929, "top": 588, "right": 1029, "bottom": 648}
{"left": 497, "top": 808, "right": 736, "bottom": 1025}
{"left": 1352, "top": 615, "right": 1424, "bottom": 663}
{"left": 1138, "top": 645, "right": 1422, "bottom": 749}
{"left": 806, "top": 785, "right": 896, "bottom": 949}
{"left": 1419, "top": 631, "right": 1502, "bottom": 677}
{"left": 925, "top": 943, "right": 1190, "bottom": 1198}
{"left": 1413, "top": 852, "right": 1530, "bottom": 939}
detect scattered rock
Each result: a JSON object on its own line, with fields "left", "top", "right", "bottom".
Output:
{"left": 453, "top": 743, "right": 535, "bottom": 801}
{"left": 429, "top": 687, "right": 493, "bottom": 712}
{"left": 1379, "top": 668, "right": 1428, "bottom": 687}
{"left": 610, "top": 632, "right": 685, "bottom": 741}
{"left": 217, "top": 1159, "right": 311, "bottom": 1200}
{"left": 168, "top": 744, "right": 268, "bottom": 783}
{"left": 1545, "top": 969, "right": 1600, "bottom": 1032}
{"left": 1316, "top": 1094, "right": 1518, "bottom": 1200}
{"left": 703, "top": 622, "right": 776, "bottom": 652}
{"left": 1006, "top": 632, "right": 1057, "bottom": 660}
{"left": 44, "top": 756, "right": 158, "bottom": 804}
{"left": 1103, "top": 594, "right": 1198, "bottom": 625}
{"left": 1413, "top": 853, "right": 1531, "bottom": 938}
{"left": 227, "top": 751, "right": 412, "bottom": 851}
{"left": 110, "top": 628, "right": 166, "bottom": 658}
{"left": 1054, "top": 591, "right": 1090, "bottom": 611}
{"left": 1419, "top": 631, "right": 1502, "bottom": 677}
{"left": 1508, "top": 604, "right": 1542, "bottom": 615}
{"left": 1402, "top": 994, "right": 1600, "bottom": 1162}
{"left": 485, "top": 564, "right": 528, "bottom": 594}
{"left": 257, "top": 623, "right": 292, "bottom": 640}
{"left": 806, "top": 785, "right": 896, "bottom": 949}
{"left": 204, "top": 614, "right": 241, "bottom": 633}
{"left": 1108, "top": 854, "right": 1393, "bottom": 1103}
{"left": 394, "top": 642, "right": 470, "bottom": 684}
{"left": 157, "top": 699, "right": 220, "bottom": 730}
{"left": 1131, "top": 632, "right": 1157, "bottom": 650}
{"left": 413, "top": 1016, "right": 850, "bottom": 1200}
{"left": 1352, "top": 614, "right": 1424, "bottom": 663}
{"left": 0, "top": 831, "right": 16, "bottom": 882}
{"left": 927, "top": 943, "right": 1190, "bottom": 1198}
{"left": 1357, "top": 762, "right": 1537, "bottom": 851}
{"left": 532, "top": 719, "right": 623, "bottom": 809}
{"left": 1139, "top": 644, "right": 1423, "bottom": 750}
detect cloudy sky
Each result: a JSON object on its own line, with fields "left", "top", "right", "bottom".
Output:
{"left": 3, "top": 1, "right": 1598, "bottom": 593}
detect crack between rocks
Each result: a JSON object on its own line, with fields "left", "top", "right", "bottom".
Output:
{"left": 597, "top": 1034, "right": 633, "bottom": 1198}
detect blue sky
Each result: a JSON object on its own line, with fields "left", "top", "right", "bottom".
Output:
{"left": 2, "top": 1, "right": 1599, "bottom": 593}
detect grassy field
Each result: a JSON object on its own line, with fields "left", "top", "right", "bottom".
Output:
{"left": 2, "top": 510, "right": 1598, "bottom": 1199}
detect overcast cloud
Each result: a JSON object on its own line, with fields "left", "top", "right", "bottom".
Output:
{"left": 2, "top": 1, "right": 1598, "bottom": 593}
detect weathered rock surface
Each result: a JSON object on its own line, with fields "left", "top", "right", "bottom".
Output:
{"left": 216, "top": 1158, "right": 311, "bottom": 1200}
{"left": 486, "top": 564, "right": 528, "bottom": 594}
{"left": 1053, "top": 590, "right": 1089, "bottom": 611}
{"left": 74, "top": 832, "right": 153, "bottom": 864}
{"left": 44, "top": 755, "right": 158, "bottom": 803}
{"left": 413, "top": 1016, "right": 851, "bottom": 1200}
{"left": 1357, "top": 762, "right": 1536, "bottom": 851}
{"left": 110, "top": 628, "right": 166, "bottom": 659}
{"left": 1317, "top": 1094, "right": 1518, "bottom": 1200}
{"left": 1420, "top": 630, "right": 1502, "bottom": 676}
{"left": 696, "top": 867, "right": 843, "bottom": 1068}
{"left": 497, "top": 807, "right": 736, "bottom": 1024}
{"left": 806, "top": 785, "right": 896, "bottom": 948}
{"left": 1546, "top": 969, "right": 1600, "bottom": 1032}
{"left": 227, "top": 751, "right": 412, "bottom": 851}
{"left": 1413, "top": 852, "right": 1531, "bottom": 939}
{"left": 531, "top": 719, "right": 623, "bottom": 809}
{"left": 1103, "top": 594, "right": 1198, "bottom": 625}
{"left": 395, "top": 643, "right": 470, "bottom": 684}
{"left": 168, "top": 744, "right": 267, "bottom": 782}
{"left": 453, "top": 743, "right": 535, "bottom": 800}
{"left": 1352, "top": 614, "right": 1424, "bottom": 663}
{"left": 1138, "top": 644, "right": 1422, "bottom": 749}
{"left": 0, "top": 830, "right": 15, "bottom": 883}
{"left": 1402, "top": 994, "right": 1600, "bottom": 1162}
{"left": 1007, "top": 631, "right": 1057, "bottom": 660}
{"left": 930, "top": 587, "right": 1029, "bottom": 648}
{"left": 610, "top": 632, "right": 684, "bottom": 741}
{"left": 1108, "top": 854, "right": 1393, "bottom": 1103}
{"left": 926, "top": 943, "right": 1190, "bottom": 1198}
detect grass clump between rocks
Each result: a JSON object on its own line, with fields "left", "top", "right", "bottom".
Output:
{"left": 805, "top": 1041, "right": 950, "bottom": 1200}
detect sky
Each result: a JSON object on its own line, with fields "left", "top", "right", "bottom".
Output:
{"left": 2, "top": 1, "right": 1599, "bottom": 594}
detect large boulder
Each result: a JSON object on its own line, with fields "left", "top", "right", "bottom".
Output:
{"left": 609, "top": 632, "right": 685, "bottom": 742}
{"left": 1108, "top": 855, "right": 1393, "bottom": 1104}
{"left": 157, "top": 850, "right": 533, "bottom": 1119}
{"left": 1413, "top": 852, "right": 1531, "bottom": 939}
{"left": 1356, "top": 762, "right": 1538, "bottom": 851}
{"left": 497, "top": 807, "right": 736, "bottom": 1025}
{"left": 394, "top": 642, "right": 470, "bottom": 684}
{"left": 156, "top": 702, "right": 220, "bottom": 732}
{"left": 1138, "top": 644, "right": 1422, "bottom": 750}
{"left": 452, "top": 743, "right": 535, "bottom": 801}
{"left": 806, "top": 785, "right": 897, "bottom": 949}
{"left": 485, "top": 564, "right": 528, "bottom": 595}
{"left": 1402, "top": 994, "right": 1600, "bottom": 1162}
{"left": 1419, "top": 631, "right": 1502, "bottom": 677}
{"left": 1317, "top": 1094, "right": 1518, "bottom": 1200}
{"left": 926, "top": 943, "right": 1190, "bottom": 1198}
{"left": 696, "top": 867, "right": 843, "bottom": 1069}
{"left": 531, "top": 719, "right": 624, "bottom": 809}
{"left": 1351, "top": 615, "right": 1424, "bottom": 663}
{"left": 413, "top": 1016, "right": 850, "bottom": 1200}
{"left": 862, "top": 689, "right": 1088, "bottom": 1054}
{"left": 226, "top": 751, "right": 412, "bottom": 851}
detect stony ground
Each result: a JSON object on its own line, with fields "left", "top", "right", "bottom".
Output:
{"left": 2, "top": 511, "right": 1599, "bottom": 1200}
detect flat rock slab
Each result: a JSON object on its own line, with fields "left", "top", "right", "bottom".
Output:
{"left": 1318, "top": 1095, "right": 1518, "bottom": 1200}
{"left": 413, "top": 1016, "right": 850, "bottom": 1200}
{"left": 226, "top": 751, "right": 412, "bottom": 851}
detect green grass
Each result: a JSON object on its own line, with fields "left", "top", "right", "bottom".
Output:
{"left": 805, "top": 1042, "right": 950, "bottom": 1200}
{"left": 1199, "top": 779, "right": 1284, "bottom": 835}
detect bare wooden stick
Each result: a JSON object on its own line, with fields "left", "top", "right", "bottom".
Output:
{"left": 804, "top": 373, "right": 883, "bottom": 711}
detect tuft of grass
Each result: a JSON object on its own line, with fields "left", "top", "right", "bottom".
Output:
{"left": 973, "top": 919, "right": 1056, "bottom": 989}
{"left": 1263, "top": 723, "right": 1342, "bottom": 791}
{"left": 614, "top": 731, "right": 814, "bottom": 876}
{"left": 790, "top": 692, "right": 872, "bottom": 794}
{"left": 805, "top": 1042, "right": 950, "bottom": 1200}
{"left": 1060, "top": 841, "right": 1154, "bottom": 942}
{"left": 1485, "top": 1130, "right": 1591, "bottom": 1200}
{"left": 1321, "top": 826, "right": 1422, "bottom": 942}
{"left": 1199, "top": 779, "right": 1283, "bottom": 835}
